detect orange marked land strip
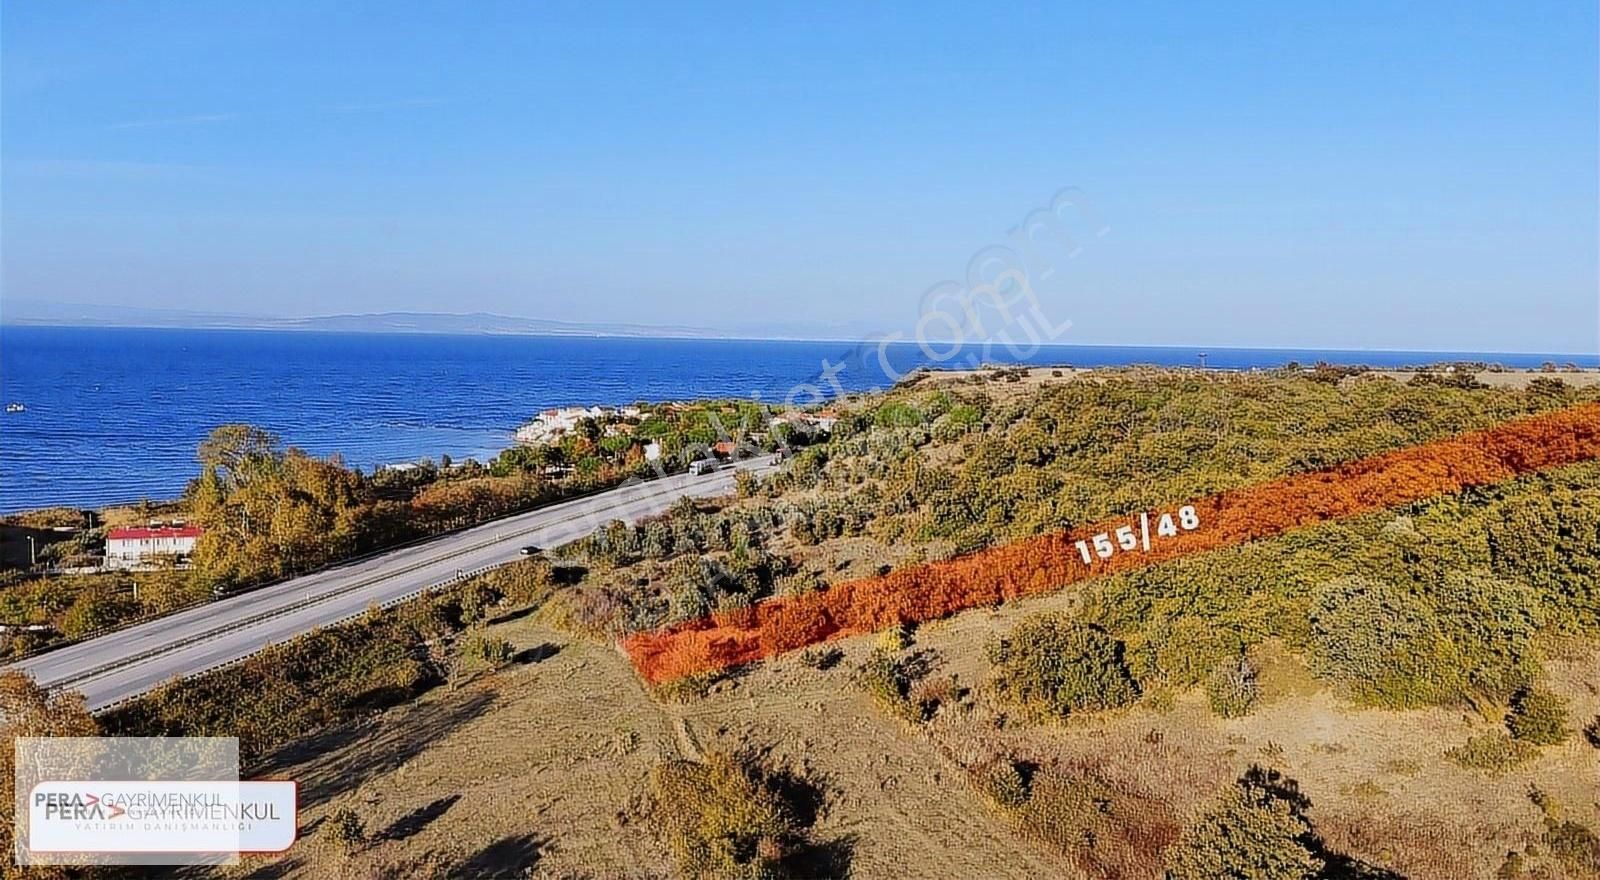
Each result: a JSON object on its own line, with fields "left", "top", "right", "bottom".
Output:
{"left": 623, "top": 403, "right": 1600, "bottom": 684}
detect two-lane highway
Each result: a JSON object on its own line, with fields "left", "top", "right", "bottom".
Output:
{"left": 10, "top": 460, "right": 772, "bottom": 711}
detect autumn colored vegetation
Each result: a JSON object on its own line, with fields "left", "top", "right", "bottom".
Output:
{"left": 0, "top": 398, "right": 801, "bottom": 655}
{"left": 647, "top": 751, "right": 833, "bottom": 879}
{"left": 624, "top": 402, "right": 1600, "bottom": 683}
{"left": 100, "top": 558, "right": 556, "bottom": 765}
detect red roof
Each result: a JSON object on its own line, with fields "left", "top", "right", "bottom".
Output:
{"left": 108, "top": 525, "right": 202, "bottom": 541}
{"left": 711, "top": 440, "right": 737, "bottom": 454}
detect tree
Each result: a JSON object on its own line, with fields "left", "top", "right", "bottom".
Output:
{"left": 648, "top": 752, "right": 806, "bottom": 879}
{"left": 1165, "top": 767, "right": 1324, "bottom": 880}
{"left": 0, "top": 671, "right": 97, "bottom": 879}
{"left": 987, "top": 614, "right": 1137, "bottom": 718}
{"left": 196, "top": 424, "right": 282, "bottom": 489}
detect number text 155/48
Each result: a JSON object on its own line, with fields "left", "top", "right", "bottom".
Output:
{"left": 1075, "top": 506, "right": 1199, "bottom": 564}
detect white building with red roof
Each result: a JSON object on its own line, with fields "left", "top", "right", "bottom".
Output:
{"left": 105, "top": 523, "right": 202, "bottom": 569}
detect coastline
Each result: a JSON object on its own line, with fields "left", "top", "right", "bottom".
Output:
{"left": 4, "top": 321, "right": 1598, "bottom": 362}
{"left": 6, "top": 362, "right": 1598, "bottom": 518}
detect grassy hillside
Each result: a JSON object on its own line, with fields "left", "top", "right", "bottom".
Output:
{"left": 75, "top": 367, "right": 1600, "bottom": 879}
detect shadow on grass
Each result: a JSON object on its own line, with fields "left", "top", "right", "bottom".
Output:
{"left": 484, "top": 603, "right": 543, "bottom": 626}
{"left": 257, "top": 688, "right": 496, "bottom": 809}
{"left": 449, "top": 832, "right": 548, "bottom": 879}
{"left": 513, "top": 642, "right": 561, "bottom": 665}
{"left": 379, "top": 793, "right": 462, "bottom": 842}
{"left": 784, "top": 833, "right": 856, "bottom": 879}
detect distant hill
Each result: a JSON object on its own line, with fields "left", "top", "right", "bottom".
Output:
{"left": 1, "top": 300, "right": 723, "bottom": 339}
{"left": 0, "top": 299, "right": 897, "bottom": 341}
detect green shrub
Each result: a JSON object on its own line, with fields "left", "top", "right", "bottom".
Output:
{"left": 656, "top": 672, "right": 719, "bottom": 704}
{"left": 457, "top": 633, "right": 515, "bottom": 675}
{"left": 1430, "top": 572, "right": 1543, "bottom": 701}
{"left": 455, "top": 579, "right": 500, "bottom": 626}
{"left": 797, "top": 646, "right": 843, "bottom": 670}
{"left": 648, "top": 752, "right": 805, "bottom": 879}
{"left": 1205, "top": 655, "right": 1260, "bottom": 718}
{"left": 60, "top": 588, "right": 139, "bottom": 639}
{"left": 667, "top": 585, "right": 711, "bottom": 624}
{"left": 852, "top": 648, "right": 917, "bottom": 720}
{"left": 873, "top": 401, "right": 923, "bottom": 428}
{"left": 988, "top": 614, "right": 1137, "bottom": 719}
{"left": 1507, "top": 687, "right": 1569, "bottom": 745}
{"left": 979, "top": 760, "right": 1029, "bottom": 808}
{"left": 1165, "top": 768, "right": 1323, "bottom": 880}
{"left": 877, "top": 623, "right": 912, "bottom": 652}
{"left": 1306, "top": 577, "right": 1462, "bottom": 708}
{"left": 487, "top": 558, "right": 556, "bottom": 606}
{"left": 324, "top": 806, "right": 367, "bottom": 855}
{"left": 1136, "top": 614, "right": 1242, "bottom": 689}
{"left": 1543, "top": 818, "right": 1600, "bottom": 875}
{"left": 1446, "top": 732, "right": 1538, "bottom": 773}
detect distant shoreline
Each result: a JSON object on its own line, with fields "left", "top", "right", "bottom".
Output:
{"left": 3, "top": 321, "right": 1596, "bottom": 363}
{"left": 6, "top": 362, "right": 1598, "bottom": 518}
{"left": 3, "top": 330, "right": 1597, "bottom": 514}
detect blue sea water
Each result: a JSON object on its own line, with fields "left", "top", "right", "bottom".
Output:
{"left": 1, "top": 325, "right": 1595, "bottom": 512}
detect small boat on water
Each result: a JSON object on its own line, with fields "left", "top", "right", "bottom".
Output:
{"left": 4, "top": 403, "right": 24, "bottom": 413}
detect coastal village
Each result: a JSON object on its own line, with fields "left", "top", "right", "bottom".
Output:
{"left": 511, "top": 401, "right": 839, "bottom": 465}
{"left": 0, "top": 398, "right": 844, "bottom": 651}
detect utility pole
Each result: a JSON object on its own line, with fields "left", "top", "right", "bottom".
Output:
{"left": 26, "top": 536, "right": 36, "bottom": 567}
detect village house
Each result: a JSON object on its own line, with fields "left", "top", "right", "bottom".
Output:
{"left": 769, "top": 409, "right": 839, "bottom": 434}
{"left": 105, "top": 523, "right": 202, "bottom": 570}
{"left": 515, "top": 404, "right": 644, "bottom": 445}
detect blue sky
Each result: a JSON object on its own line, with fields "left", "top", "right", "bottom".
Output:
{"left": 3, "top": 1, "right": 1596, "bottom": 352}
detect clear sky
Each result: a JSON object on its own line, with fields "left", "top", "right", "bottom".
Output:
{"left": 3, "top": 1, "right": 1596, "bottom": 352}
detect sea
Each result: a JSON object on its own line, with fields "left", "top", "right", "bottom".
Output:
{"left": 1, "top": 325, "right": 1595, "bottom": 513}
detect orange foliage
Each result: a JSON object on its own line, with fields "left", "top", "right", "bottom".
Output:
{"left": 624, "top": 403, "right": 1600, "bottom": 683}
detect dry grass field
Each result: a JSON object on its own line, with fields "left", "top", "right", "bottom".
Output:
{"left": 230, "top": 577, "right": 1600, "bottom": 880}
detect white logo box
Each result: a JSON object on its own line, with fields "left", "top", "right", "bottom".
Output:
{"left": 28, "top": 780, "right": 297, "bottom": 854}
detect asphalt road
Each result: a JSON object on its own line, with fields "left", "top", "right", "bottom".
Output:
{"left": 10, "top": 460, "right": 773, "bottom": 711}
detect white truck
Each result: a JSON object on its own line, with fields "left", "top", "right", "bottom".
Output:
{"left": 688, "top": 459, "right": 719, "bottom": 476}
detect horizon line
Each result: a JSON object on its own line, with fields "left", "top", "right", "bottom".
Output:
{"left": 2, "top": 318, "right": 1598, "bottom": 361}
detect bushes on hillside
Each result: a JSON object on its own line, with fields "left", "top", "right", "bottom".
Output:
{"left": 0, "top": 671, "right": 98, "bottom": 873}
{"left": 978, "top": 759, "right": 1030, "bottom": 808}
{"left": 102, "top": 614, "right": 437, "bottom": 765}
{"left": 647, "top": 752, "right": 818, "bottom": 880}
{"left": 1205, "top": 654, "right": 1260, "bottom": 718}
{"left": 987, "top": 614, "right": 1137, "bottom": 719}
{"left": 323, "top": 806, "right": 367, "bottom": 856}
{"left": 1446, "top": 732, "right": 1538, "bottom": 774}
{"left": 1165, "top": 768, "right": 1323, "bottom": 880}
{"left": 1488, "top": 488, "right": 1600, "bottom": 625}
{"left": 853, "top": 648, "right": 917, "bottom": 719}
{"left": 102, "top": 565, "right": 549, "bottom": 765}
{"left": 1430, "top": 572, "right": 1542, "bottom": 700}
{"left": 457, "top": 633, "right": 515, "bottom": 676}
{"left": 1306, "top": 577, "right": 1462, "bottom": 708}
{"left": 624, "top": 404, "right": 1600, "bottom": 685}
{"left": 1507, "top": 687, "right": 1570, "bottom": 745}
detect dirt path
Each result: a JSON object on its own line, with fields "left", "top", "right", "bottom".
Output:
{"left": 240, "top": 613, "right": 1070, "bottom": 879}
